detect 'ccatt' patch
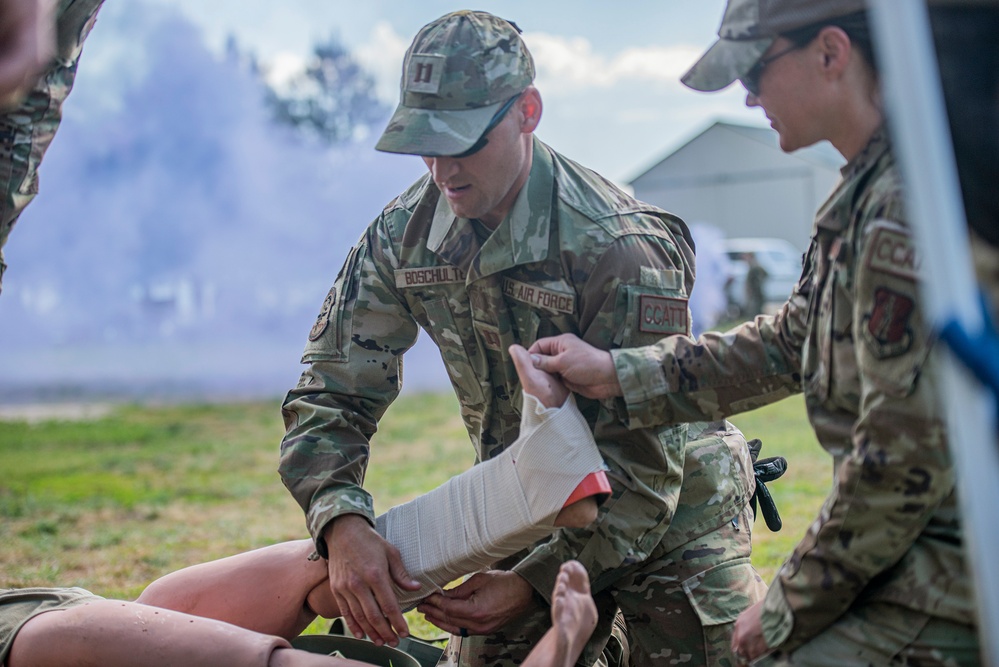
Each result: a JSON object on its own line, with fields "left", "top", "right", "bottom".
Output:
{"left": 638, "top": 294, "right": 688, "bottom": 335}
{"left": 308, "top": 287, "right": 336, "bottom": 341}
{"left": 862, "top": 287, "right": 914, "bottom": 358}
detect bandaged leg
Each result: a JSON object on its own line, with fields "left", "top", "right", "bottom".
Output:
{"left": 139, "top": 395, "right": 606, "bottom": 631}
{"left": 376, "top": 393, "right": 607, "bottom": 610}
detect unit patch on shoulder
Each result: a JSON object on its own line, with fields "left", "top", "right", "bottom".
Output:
{"left": 862, "top": 287, "right": 915, "bottom": 358}
{"left": 308, "top": 287, "right": 336, "bottom": 342}
{"left": 866, "top": 225, "right": 920, "bottom": 281}
{"left": 638, "top": 294, "right": 688, "bottom": 335}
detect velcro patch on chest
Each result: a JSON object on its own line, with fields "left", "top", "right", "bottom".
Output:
{"left": 866, "top": 226, "right": 919, "bottom": 281}
{"left": 637, "top": 295, "right": 688, "bottom": 335}
{"left": 502, "top": 277, "right": 575, "bottom": 314}
{"left": 862, "top": 287, "right": 915, "bottom": 358}
{"left": 395, "top": 266, "right": 466, "bottom": 288}
{"left": 474, "top": 321, "right": 504, "bottom": 352}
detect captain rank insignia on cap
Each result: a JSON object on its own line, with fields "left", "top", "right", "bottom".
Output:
{"left": 406, "top": 55, "right": 445, "bottom": 94}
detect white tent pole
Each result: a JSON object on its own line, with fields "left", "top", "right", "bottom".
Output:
{"left": 868, "top": 1, "right": 999, "bottom": 663}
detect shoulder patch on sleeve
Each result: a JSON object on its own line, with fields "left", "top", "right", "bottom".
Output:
{"left": 861, "top": 287, "right": 915, "bottom": 358}
{"left": 308, "top": 286, "right": 336, "bottom": 341}
{"left": 638, "top": 294, "right": 688, "bottom": 335}
{"left": 864, "top": 222, "right": 920, "bottom": 281}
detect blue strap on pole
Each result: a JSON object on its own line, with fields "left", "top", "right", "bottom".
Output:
{"left": 939, "top": 292, "right": 999, "bottom": 424}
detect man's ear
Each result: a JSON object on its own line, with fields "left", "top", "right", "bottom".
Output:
{"left": 519, "top": 86, "right": 542, "bottom": 133}
{"left": 816, "top": 26, "right": 852, "bottom": 79}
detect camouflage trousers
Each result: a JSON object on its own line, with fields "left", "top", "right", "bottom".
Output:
{"left": 442, "top": 503, "right": 766, "bottom": 667}
{"left": 0, "top": 0, "right": 104, "bottom": 292}
{"left": 759, "top": 601, "right": 979, "bottom": 667}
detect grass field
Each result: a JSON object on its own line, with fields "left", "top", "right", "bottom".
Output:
{"left": 0, "top": 392, "right": 826, "bottom": 639}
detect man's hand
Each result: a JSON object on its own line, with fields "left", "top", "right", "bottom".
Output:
{"left": 528, "top": 334, "right": 623, "bottom": 400}
{"left": 509, "top": 343, "right": 568, "bottom": 409}
{"left": 731, "top": 600, "right": 769, "bottom": 664}
{"left": 417, "top": 570, "right": 536, "bottom": 637}
{"left": 0, "top": 0, "right": 55, "bottom": 109}
{"left": 323, "top": 514, "right": 421, "bottom": 647}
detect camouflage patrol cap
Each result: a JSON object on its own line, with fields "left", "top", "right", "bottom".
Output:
{"left": 375, "top": 10, "right": 535, "bottom": 156}
{"left": 682, "top": 0, "right": 867, "bottom": 92}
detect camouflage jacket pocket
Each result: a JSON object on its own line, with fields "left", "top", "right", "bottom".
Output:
{"left": 663, "top": 424, "right": 754, "bottom": 551}
{"left": 682, "top": 557, "right": 761, "bottom": 626}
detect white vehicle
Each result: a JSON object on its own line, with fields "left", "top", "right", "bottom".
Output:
{"left": 721, "top": 237, "right": 804, "bottom": 316}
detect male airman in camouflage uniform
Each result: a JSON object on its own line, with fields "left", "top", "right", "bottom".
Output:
{"left": 0, "top": 0, "right": 102, "bottom": 294}
{"left": 279, "top": 10, "right": 765, "bottom": 667}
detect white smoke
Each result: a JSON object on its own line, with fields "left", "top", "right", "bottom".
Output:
{"left": 0, "top": 1, "right": 440, "bottom": 400}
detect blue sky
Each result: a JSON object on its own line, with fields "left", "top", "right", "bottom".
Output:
{"left": 137, "top": 0, "right": 764, "bottom": 183}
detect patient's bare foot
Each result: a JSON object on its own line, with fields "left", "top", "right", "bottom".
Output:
{"left": 510, "top": 344, "right": 569, "bottom": 409}
{"left": 549, "top": 561, "right": 598, "bottom": 667}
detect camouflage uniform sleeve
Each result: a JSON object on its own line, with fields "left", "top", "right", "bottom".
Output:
{"left": 759, "top": 218, "right": 953, "bottom": 651}
{"left": 0, "top": 0, "right": 103, "bottom": 290}
{"left": 513, "top": 228, "right": 698, "bottom": 599}
{"left": 611, "top": 288, "right": 808, "bottom": 429}
{"left": 278, "top": 211, "right": 420, "bottom": 556}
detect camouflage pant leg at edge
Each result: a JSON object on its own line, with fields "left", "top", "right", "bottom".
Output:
{"left": 0, "top": 0, "right": 104, "bottom": 290}
{"left": 756, "top": 600, "right": 978, "bottom": 667}
{"left": 446, "top": 504, "right": 765, "bottom": 667}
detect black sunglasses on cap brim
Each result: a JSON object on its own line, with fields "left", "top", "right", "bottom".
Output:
{"left": 450, "top": 92, "right": 523, "bottom": 158}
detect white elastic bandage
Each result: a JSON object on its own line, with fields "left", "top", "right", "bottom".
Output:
{"left": 375, "top": 393, "right": 604, "bottom": 610}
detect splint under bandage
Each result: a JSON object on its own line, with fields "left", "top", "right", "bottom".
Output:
{"left": 375, "top": 393, "right": 606, "bottom": 610}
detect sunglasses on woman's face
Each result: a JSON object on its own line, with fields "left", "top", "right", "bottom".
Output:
{"left": 740, "top": 43, "right": 801, "bottom": 96}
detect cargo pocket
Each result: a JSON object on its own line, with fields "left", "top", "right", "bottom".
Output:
{"left": 683, "top": 557, "right": 767, "bottom": 664}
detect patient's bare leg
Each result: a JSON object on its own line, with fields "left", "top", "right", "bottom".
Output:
{"left": 138, "top": 539, "right": 331, "bottom": 639}
{"left": 8, "top": 598, "right": 369, "bottom": 667}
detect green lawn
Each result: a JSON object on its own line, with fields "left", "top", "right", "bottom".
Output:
{"left": 0, "top": 392, "right": 827, "bottom": 638}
